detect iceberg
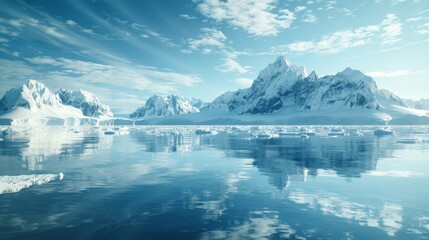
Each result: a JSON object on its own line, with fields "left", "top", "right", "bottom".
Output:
{"left": 0, "top": 173, "right": 64, "bottom": 194}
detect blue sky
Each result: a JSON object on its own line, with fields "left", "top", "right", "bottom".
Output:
{"left": 0, "top": 0, "right": 428, "bottom": 113}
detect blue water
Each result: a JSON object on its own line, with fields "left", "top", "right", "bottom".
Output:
{"left": 0, "top": 126, "right": 428, "bottom": 240}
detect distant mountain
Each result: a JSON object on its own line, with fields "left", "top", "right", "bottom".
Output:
{"left": 57, "top": 88, "right": 113, "bottom": 117}
{"left": 405, "top": 98, "right": 429, "bottom": 110}
{"left": 1, "top": 57, "right": 428, "bottom": 126}
{"left": 209, "top": 56, "right": 409, "bottom": 114}
{"left": 0, "top": 80, "right": 112, "bottom": 120}
{"left": 136, "top": 56, "right": 429, "bottom": 125}
{"left": 0, "top": 80, "right": 83, "bottom": 119}
{"left": 130, "top": 95, "right": 204, "bottom": 118}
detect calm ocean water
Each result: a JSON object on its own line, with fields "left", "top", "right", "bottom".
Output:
{"left": 0, "top": 126, "right": 428, "bottom": 240}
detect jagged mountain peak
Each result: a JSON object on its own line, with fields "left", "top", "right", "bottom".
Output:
{"left": 307, "top": 71, "right": 318, "bottom": 81}
{"left": 274, "top": 55, "right": 291, "bottom": 67}
{"left": 7, "top": 79, "right": 62, "bottom": 111}
{"left": 336, "top": 67, "right": 373, "bottom": 83}
{"left": 257, "top": 56, "right": 307, "bottom": 82}
{"left": 26, "top": 79, "right": 47, "bottom": 90}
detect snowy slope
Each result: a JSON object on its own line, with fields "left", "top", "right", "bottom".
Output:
{"left": 57, "top": 88, "right": 113, "bottom": 117}
{"left": 130, "top": 95, "right": 202, "bottom": 118}
{"left": 0, "top": 80, "right": 83, "bottom": 119}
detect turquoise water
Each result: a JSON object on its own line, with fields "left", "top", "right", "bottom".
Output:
{"left": 0, "top": 126, "right": 428, "bottom": 239}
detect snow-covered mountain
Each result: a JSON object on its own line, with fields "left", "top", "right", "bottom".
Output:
{"left": 209, "top": 56, "right": 308, "bottom": 114}
{"left": 0, "top": 80, "right": 83, "bottom": 119}
{"left": 57, "top": 89, "right": 113, "bottom": 117}
{"left": 0, "top": 80, "right": 113, "bottom": 123}
{"left": 136, "top": 56, "right": 428, "bottom": 125}
{"left": 209, "top": 56, "right": 410, "bottom": 115}
{"left": 130, "top": 95, "right": 203, "bottom": 118}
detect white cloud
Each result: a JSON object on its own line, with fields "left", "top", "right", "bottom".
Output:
{"left": 406, "top": 16, "right": 422, "bottom": 22}
{"left": 187, "top": 28, "right": 227, "bottom": 53}
{"left": 366, "top": 70, "right": 414, "bottom": 78}
{"left": 180, "top": 14, "right": 196, "bottom": 20}
{"left": 23, "top": 56, "right": 201, "bottom": 93}
{"left": 144, "top": 29, "right": 176, "bottom": 47}
{"left": 391, "top": 0, "right": 406, "bottom": 4}
{"left": 0, "top": 25, "right": 18, "bottom": 36}
{"left": 27, "top": 56, "right": 64, "bottom": 66}
{"left": 234, "top": 78, "right": 254, "bottom": 87}
{"left": 302, "top": 12, "right": 317, "bottom": 23}
{"left": 197, "top": 0, "right": 295, "bottom": 36}
{"left": 295, "top": 6, "right": 307, "bottom": 12}
{"left": 287, "top": 14, "right": 402, "bottom": 54}
{"left": 380, "top": 14, "right": 402, "bottom": 44}
{"left": 45, "top": 27, "right": 68, "bottom": 39}
{"left": 216, "top": 55, "right": 251, "bottom": 74}
{"left": 341, "top": 8, "right": 354, "bottom": 16}
{"left": 11, "top": 51, "right": 20, "bottom": 57}
{"left": 325, "top": 0, "right": 337, "bottom": 10}
{"left": 417, "top": 22, "right": 429, "bottom": 34}
{"left": 65, "top": 20, "right": 77, "bottom": 26}
{"left": 81, "top": 28, "right": 95, "bottom": 34}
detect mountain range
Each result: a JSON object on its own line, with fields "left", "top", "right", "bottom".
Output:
{"left": 1, "top": 56, "right": 428, "bottom": 125}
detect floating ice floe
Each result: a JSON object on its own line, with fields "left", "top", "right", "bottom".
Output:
{"left": 374, "top": 128, "right": 394, "bottom": 136}
{"left": 195, "top": 129, "right": 218, "bottom": 135}
{"left": 328, "top": 128, "right": 349, "bottom": 137}
{"left": 103, "top": 126, "right": 130, "bottom": 135}
{"left": 396, "top": 138, "right": 423, "bottom": 144}
{"left": 0, "top": 173, "right": 64, "bottom": 194}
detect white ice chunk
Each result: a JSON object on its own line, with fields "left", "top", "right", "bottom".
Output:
{"left": 0, "top": 173, "right": 64, "bottom": 194}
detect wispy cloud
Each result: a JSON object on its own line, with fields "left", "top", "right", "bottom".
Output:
{"left": 302, "top": 11, "right": 318, "bottom": 23}
{"left": 295, "top": 6, "right": 307, "bottom": 12}
{"left": 417, "top": 22, "right": 429, "bottom": 34}
{"left": 216, "top": 57, "right": 251, "bottom": 74}
{"left": 180, "top": 14, "right": 196, "bottom": 20}
{"left": 196, "top": 0, "right": 295, "bottom": 36}
{"left": 287, "top": 14, "right": 402, "bottom": 54}
{"left": 186, "top": 28, "right": 227, "bottom": 54}
{"left": 129, "top": 22, "right": 177, "bottom": 47}
{"left": 380, "top": 14, "right": 402, "bottom": 44}
{"left": 24, "top": 56, "right": 201, "bottom": 91}
{"left": 406, "top": 16, "right": 423, "bottom": 22}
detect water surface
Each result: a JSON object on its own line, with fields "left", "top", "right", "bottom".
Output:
{"left": 0, "top": 126, "right": 428, "bottom": 239}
